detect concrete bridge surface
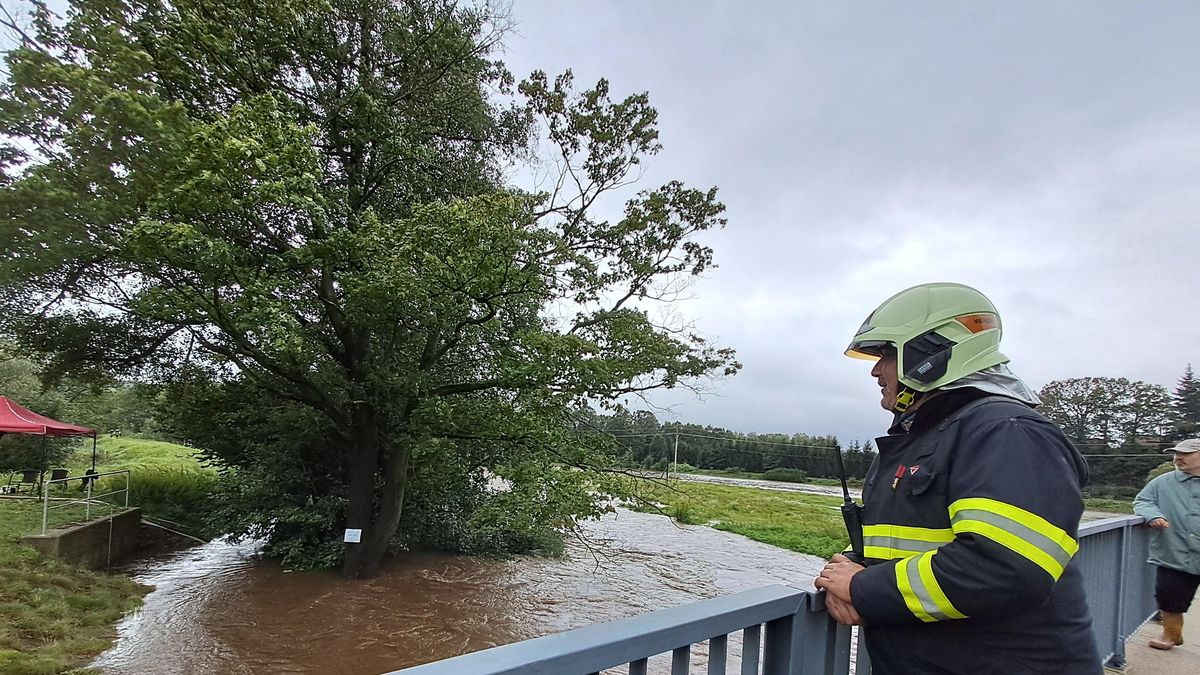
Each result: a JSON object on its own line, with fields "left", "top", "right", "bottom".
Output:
{"left": 1118, "top": 601, "right": 1200, "bottom": 674}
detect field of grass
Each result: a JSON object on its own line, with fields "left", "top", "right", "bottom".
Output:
{"left": 634, "top": 478, "right": 1140, "bottom": 562}
{"left": 631, "top": 480, "right": 850, "bottom": 559}
{"left": 0, "top": 499, "right": 149, "bottom": 675}
{"left": 64, "top": 436, "right": 209, "bottom": 474}
{"left": 1082, "top": 497, "right": 1135, "bottom": 514}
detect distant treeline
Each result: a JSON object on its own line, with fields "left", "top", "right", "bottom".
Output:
{"left": 578, "top": 410, "right": 876, "bottom": 480}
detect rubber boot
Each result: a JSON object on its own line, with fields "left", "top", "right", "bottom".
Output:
{"left": 1149, "top": 611, "right": 1184, "bottom": 650}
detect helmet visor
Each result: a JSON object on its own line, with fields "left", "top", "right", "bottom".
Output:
{"left": 845, "top": 340, "right": 894, "bottom": 361}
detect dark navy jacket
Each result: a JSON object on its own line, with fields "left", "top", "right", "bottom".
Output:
{"left": 848, "top": 390, "right": 1102, "bottom": 675}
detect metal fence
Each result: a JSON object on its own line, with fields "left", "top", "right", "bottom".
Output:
{"left": 386, "top": 515, "right": 1155, "bottom": 675}
{"left": 1075, "top": 515, "right": 1157, "bottom": 668}
{"left": 41, "top": 469, "right": 131, "bottom": 534}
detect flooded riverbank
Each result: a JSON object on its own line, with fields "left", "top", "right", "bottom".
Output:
{"left": 92, "top": 508, "right": 825, "bottom": 674}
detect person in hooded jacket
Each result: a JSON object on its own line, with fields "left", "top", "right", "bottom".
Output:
{"left": 814, "top": 282, "right": 1102, "bottom": 675}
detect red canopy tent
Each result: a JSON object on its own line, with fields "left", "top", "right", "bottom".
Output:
{"left": 0, "top": 395, "right": 98, "bottom": 473}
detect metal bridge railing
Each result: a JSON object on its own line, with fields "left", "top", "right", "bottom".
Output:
{"left": 386, "top": 515, "right": 1155, "bottom": 675}
{"left": 41, "top": 469, "right": 131, "bottom": 535}
{"left": 1076, "top": 515, "right": 1157, "bottom": 669}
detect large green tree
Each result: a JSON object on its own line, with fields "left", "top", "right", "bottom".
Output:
{"left": 1038, "top": 376, "right": 1172, "bottom": 448}
{"left": 0, "top": 0, "right": 737, "bottom": 576}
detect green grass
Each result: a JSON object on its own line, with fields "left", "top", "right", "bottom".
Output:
{"left": 64, "top": 436, "right": 209, "bottom": 474}
{"left": 0, "top": 436, "right": 208, "bottom": 673}
{"left": 1082, "top": 498, "right": 1134, "bottom": 515}
{"left": 0, "top": 499, "right": 149, "bottom": 675}
{"left": 59, "top": 436, "right": 221, "bottom": 536}
{"left": 632, "top": 480, "right": 850, "bottom": 559}
{"left": 634, "top": 480, "right": 1139, "bottom": 560}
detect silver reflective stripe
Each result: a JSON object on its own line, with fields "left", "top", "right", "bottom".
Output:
{"left": 863, "top": 535, "right": 944, "bottom": 555}
{"left": 952, "top": 507, "right": 1074, "bottom": 574}
{"left": 899, "top": 555, "right": 960, "bottom": 621}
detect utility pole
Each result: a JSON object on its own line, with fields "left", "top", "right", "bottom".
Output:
{"left": 671, "top": 433, "right": 679, "bottom": 481}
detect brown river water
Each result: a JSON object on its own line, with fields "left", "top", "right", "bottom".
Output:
{"left": 90, "top": 508, "right": 826, "bottom": 675}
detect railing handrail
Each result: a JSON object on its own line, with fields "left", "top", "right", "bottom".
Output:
{"left": 387, "top": 513, "right": 1154, "bottom": 675}
{"left": 1079, "top": 514, "right": 1144, "bottom": 535}
{"left": 43, "top": 468, "right": 131, "bottom": 485}
{"left": 41, "top": 469, "right": 131, "bottom": 534}
{"left": 387, "top": 584, "right": 810, "bottom": 675}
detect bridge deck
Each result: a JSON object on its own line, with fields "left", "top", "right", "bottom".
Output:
{"left": 1118, "top": 601, "right": 1200, "bottom": 674}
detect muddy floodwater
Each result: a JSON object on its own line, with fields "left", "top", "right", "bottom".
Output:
{"left": 91, "top": 509, "right": 826, "bottom": 674}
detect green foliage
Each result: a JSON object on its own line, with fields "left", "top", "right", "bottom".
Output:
{"left": 98, "top": 466, "right": 220, "bottom": 537}
{"left": 762, "top": 467, "right": 808, "bottom": 483}
{"left": 668, "top": 501, "right": 700, "bottom": 525}
{"left": 0, "top": 0, "right": 738, "bottom": 575}
{"left": 1147, "top": 460, "right": 1176, "bottom": 482}
{"left": 584, "top": 409, "right": 871, "bottom": 479}
{"left": 1172, "top": 364, "right": 1200, "bottom": 440}
{"left": 1081, "top": 498, "right": 1135, "bottom": 515}
{"left": 670, "top": 462, "right": 697, "bottom": 473}
{"left": 1038, "top": 377, "right": 1174, "bottom": 447}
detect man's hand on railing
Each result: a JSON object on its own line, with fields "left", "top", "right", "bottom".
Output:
{"left": 1147, "top": 517, "right": 1170, "bottom": 529}
{"left": 824, "top": 592, "right": 863, "bottom": 626}
{"left": 816, "top": 553, "right": 866, "bottom": 625}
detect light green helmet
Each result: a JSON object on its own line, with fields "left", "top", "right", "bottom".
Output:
{"left": 846, "top": 282, "right": 1009, "bottom": 401}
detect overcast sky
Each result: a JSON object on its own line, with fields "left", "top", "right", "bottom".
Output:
{"left": 499, "top": 1, "right": 1200, "bottom": 443}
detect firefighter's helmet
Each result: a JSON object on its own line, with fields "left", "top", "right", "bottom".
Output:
{"left": 846, "top": 283, "right": 1008, "bottom": 408}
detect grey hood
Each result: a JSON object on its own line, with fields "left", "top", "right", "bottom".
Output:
{"left": 939, "top": 363, "right": 1041, "bottom": 407}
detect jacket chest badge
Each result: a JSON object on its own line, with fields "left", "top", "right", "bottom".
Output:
{"left": 893, "top": 464, "right": 923, "bottom": 491}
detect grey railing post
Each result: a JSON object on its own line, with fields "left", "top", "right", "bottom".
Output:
{"left": 41, "top": 481, "right": 49, "bottom": 534}
{"left": 1106, "top": 521, "right": 1132, "bottom": 670}
{"left": 762, "top": 598, "right": 804, "bottom": 675}
{"left": 762, "top": 615, "right": 794, "bottom": 674}
{"left": 802, "top": 592, "right": 855, "bottom": 675}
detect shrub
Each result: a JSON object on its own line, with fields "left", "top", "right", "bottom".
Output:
{"left": 96, "top": 465, "right": 220, "bottom": 538}
{"left": 763, "top": 467, "right": 807, "bottom": 483}
{"left": 670, "top": 462, "right": 697, "bottom": 473}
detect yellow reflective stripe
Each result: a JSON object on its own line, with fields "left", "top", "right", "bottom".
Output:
{"left": 864, "top": 524, "right": 954, "bottom": 560}
{"left": 916, "top": 551, "right": 966, "bottom": 620}
{"left": 895, "top": 557, "right": 935, "bottom": 623}
{"left": 893, "top": 552, "right": 966, "bottom": 622}
{"left": 952, "top": 520, "right": 1066, "bottom": 579}
{"left": 949, "top": 497, "right": 1078, "bottom": 556}
{"left": 864, "top": 545, "right": 922, "bottom": 560}
{"left": 863, "top": 524, "right": 955, "bottom": 542}
{"left": 949, "top": 497, "right": 1078, "bottom": 580}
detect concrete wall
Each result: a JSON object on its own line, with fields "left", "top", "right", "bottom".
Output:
{"left": 21, "top": 507, "right": 143, "bottom": 569}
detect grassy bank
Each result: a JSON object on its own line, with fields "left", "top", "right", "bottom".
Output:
{"left": 64, "top": 437, "right": 220, "bottom": 537}
{"left": 0, "top": 499, "right": 149, "bottom": 675}
{"left": 0, "top": 436, "right": 211, "bottom": 673}
{"left": 633, "top": 479, "right": 1137, "bottom": 561}
{"left": 631, "top": 481, "right": 850, "bottom": 559}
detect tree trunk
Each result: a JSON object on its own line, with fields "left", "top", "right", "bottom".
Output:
{"left": 342, "top": 405, "right": 379, "bottom": 578}
{"left": 358, "top": 441, "right": 412, "bottom": 577}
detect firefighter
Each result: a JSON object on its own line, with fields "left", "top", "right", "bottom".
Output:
{"left": 814, "top": 282, "right": 1102, "bottom": 674}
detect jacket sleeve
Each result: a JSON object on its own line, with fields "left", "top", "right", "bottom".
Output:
{"left": 1133, "top": 478, "right": 1165, "bottom": 523}
{"left": 850, "top": 413, "right": 1086, "bottom": 625}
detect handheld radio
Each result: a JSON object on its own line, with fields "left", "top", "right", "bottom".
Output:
{"left": 835, "top": 447, "right": 864, "bottom": 557}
